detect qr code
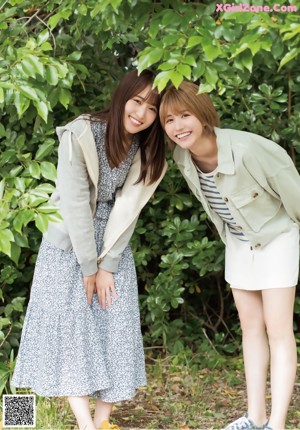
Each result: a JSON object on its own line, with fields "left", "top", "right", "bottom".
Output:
{"left": 2, "top": 395, "right": 36, "bottom": 428}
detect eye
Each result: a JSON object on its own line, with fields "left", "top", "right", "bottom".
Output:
{"left": 165, "top": 118, "right": 173, "bottom": 124}
{"left": 182, "top": 112, "right": 190, "bottom": 118}
{"left": 149, "top": 106, "right": 157, "bottom": 113}
{"left": 133, "top": 98, "right": 141, "bottom": 104}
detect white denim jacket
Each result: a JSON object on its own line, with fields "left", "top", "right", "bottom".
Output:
{"left": 173, "top": 127, "right": 300, "bottom": 249}
{"left": 44, "top": 116, "right": 167, "bottom": 276}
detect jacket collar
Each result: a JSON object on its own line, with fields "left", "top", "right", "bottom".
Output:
{"left": 173, "top": 127, "right": 235, "bottom": 175}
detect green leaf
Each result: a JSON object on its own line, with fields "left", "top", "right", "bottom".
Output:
{"left": 162, "top": 34, "right": 179, "bottom": 47}
{"left": 40, "top": 161, "right": 57, "bottom": 181}
{"left": 0, "top": 86, "right": 4, "bottom": 103}
{"left": 169, "top": 71, "right": 183, "bottom": 89}
{"left": 26, "top": 54, "right": 44, "bottom": 77}
{"left": 278, "top": 48, "right": 300, "bottom": 71}
{"left": 91, "top": 3, "right": 103, "bottom": 17}
{"left": 258, "top": 83, "right": 272, "bottom": 97}
{"left": 35, "top": 140, "right": 55, "bottom": 160}
{"left": 13, "top": 231, "right": 29, "bottom": 248}
{"left": 37, "top": 29, "right": 49, "bottom": 46}
{"left": 0, "top": 81, "right": 13, "bottom": 90}
{"left": 10, "top": 165, "right": 23, "bottom": 176}
{"left": 186, "top": 36, "right": 202, "bottom": 49}
{"left": 182, "top": 55, "right": 197, "bottom": 67}
{"left": 58, "top": 88, "right": 72, "bottom": 109}
{"left": 10, "top": 242, "right": 21, "bottom": 265}
{"left": 240, "top": 49, "right": 253, "bottom": 73}
{"left": 0, "top": 123, "right": 5, "bottom": 137}
{"left": 0, "top": 179, "right": 5, "bottom": 200}
{"left": 40, "top": 42, "right": 53, "bottom": 51}
{"left": 158, "top": 60, "right": 179, "bottom": 71}
{"left": 35, "top": 213, "right": 48, "bottom": 233}
{"left": 34, "top": 101, "right": 49, "bottom": 122}
{"left": 137, "top": 48, "right": 164, "bottom": 73}
{"left": 0, "top": 318, "right": 11, "bottom": 328}
{"left": 198, "top": 82, "right": 214, "bottom": 94}
{"left": 148, "top": 20, "right": 160, "bottom": 39}
{"left": 13, "top": 210, "right": 34, "bottom": 233}
{"left": 0, "top": 202, "right": 9, "bottom": 223}
{"left": 46, "top": 65, "right": 59, "bottom": 86}
{"left": 79, "top": 4, "right": 88, "bottom": 15}
{"left": 28, "top": 161, "right": 41, "bottom": 179}
{"left": 271, "top": 39, "right": 284, "bottom": 59}
{"left": 177, "top": 64, "right": 191, "bottom": 79}
{"left": 48, "top": 11, "right": 70, "bottom": 29}
{"left": 0, "top": 229, "right": 14, "bottom": 257}
{"left": 37, "top": 203, "right": 59, "bottom": 214}
{"left": 162, "top": 10, "right": 179, "bottom": 27}
{"left": 14, "top": 177, "right": 26, "bottom": 192}
{"left": 153, "top": 71, "right": 171, "bottom": 93}
{"left": 230, "top": 42, "right": 249, "bottom": 59}
{"left": 18, "top": 85, "right": 39, "bottom": 101}
{"left": 204, "top": 64, "right": 218, "bottom": 85}
{"left": 67, "top": 51, "right": 82, "bottom": 61}
{"left": 110, "top": 0, "right": 122, "bottom": 10}
{"left": 14, "top": 92, "right": 30, "bottom": 118}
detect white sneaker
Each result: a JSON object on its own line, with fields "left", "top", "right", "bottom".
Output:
{"left": 224, "top": 413, "right": 264, "bottom": 430}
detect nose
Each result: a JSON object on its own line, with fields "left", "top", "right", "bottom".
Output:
{"left": 136, "top": 104, "right": 146, "bottom": 118}
{"left": 173, "top": 117, "right": 183, "bottom": 130}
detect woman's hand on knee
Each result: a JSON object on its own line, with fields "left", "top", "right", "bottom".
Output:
{"left": 96, "top": 268, "right": 118, "bottom": 309}
{"left": 83, "top": 273, "right": 97, "bottom": 305}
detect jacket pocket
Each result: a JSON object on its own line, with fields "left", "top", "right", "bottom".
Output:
{"left": 230, "top": 184, "right": 281, "bottom": 232}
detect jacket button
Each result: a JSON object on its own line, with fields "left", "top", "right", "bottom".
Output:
{"left": 224, "top": 197, "right": 228, "bottom": 202}
{"left": 252, "top": 192, "right": 259, "bottom": 198}
{"left": 216, "top": 173, "right": 220, "bottom": 178}
{"left": 255, "top": 243, "right": 261, "bottom": 249}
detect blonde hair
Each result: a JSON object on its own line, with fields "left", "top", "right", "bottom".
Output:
{"left": 159, "top": 81, "right": 220, "bottom": 147}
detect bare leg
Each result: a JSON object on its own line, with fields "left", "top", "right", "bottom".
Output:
{"left": 93, "top": 399, "right": 113, "bottom": 428}
{"left": 231, "top": 288, "right": 269, "bottom": 426}
{"left": 68, "top": 396, "right": 97, "bottom": 430}
{"left": 263, "top": 287, "right": 297, "bottom": 430}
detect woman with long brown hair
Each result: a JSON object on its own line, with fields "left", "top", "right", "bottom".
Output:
{"left": 12, "top": 69, "right": 167, "bottom": 430}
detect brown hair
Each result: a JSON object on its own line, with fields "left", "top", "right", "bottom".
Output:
{"left": 91, "top": 70, "right": 165, "bottom": 184}
{"left": 159, "top": 81, "right": 220, "bottom": 147}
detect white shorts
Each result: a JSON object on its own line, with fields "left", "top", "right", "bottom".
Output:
{"left": 225, "top": 224, "right": 299, "bottom": 290}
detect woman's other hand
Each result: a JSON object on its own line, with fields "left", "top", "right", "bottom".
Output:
{"left": 83, "top": 273, "right": 97, "bottom": 305}
{"left": 96, "top": 268, "right": 118, "bottom": 309}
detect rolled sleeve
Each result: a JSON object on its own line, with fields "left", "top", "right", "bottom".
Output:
{"left": 57, "top": 130, "right": 98, "bottom": 276}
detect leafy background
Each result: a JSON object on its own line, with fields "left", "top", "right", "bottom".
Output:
{"left": 0, "top": 0, "right": 299, "bottom": 403}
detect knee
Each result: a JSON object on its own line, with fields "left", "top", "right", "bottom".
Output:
{"left": 266, "top": 322, "right": 294, "bottom": 342}
{"left": 239, "top": 314, "right": 266, "bottom": 335}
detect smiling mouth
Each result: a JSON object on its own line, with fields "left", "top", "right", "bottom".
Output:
{"left": 129, "top": 115, "right": 143, "bottom": 125}
{"left": 176, "top": 132, "right": 191, "bottom": 139}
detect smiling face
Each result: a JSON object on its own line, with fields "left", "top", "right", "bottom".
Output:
{"left": 164, "top": 110, "right": 205, "bottom": 151}
{"left": 123, "top": 85, "right": 158, "bottom": 137}
{"left": 159, "top": 82, "right": 220, "bottom": 150}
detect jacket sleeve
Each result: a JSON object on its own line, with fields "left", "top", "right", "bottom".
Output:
{"left": 267, "top": 160, "right": 300, "bottom": 224}
{"left": 244, "top": 136, "right": 300, "bottom": 224}
{"left": 57, "top": 129, "right": 98, "bottom": 276}
{"left": 98, "top": 215, "right": 139, "bottom": 272}
{"left": 98, "top": 153, "right": 168, "bottom": 272}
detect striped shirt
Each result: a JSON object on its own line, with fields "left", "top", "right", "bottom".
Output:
{"left": 196, "top": 167, "right": 248, "bottom": 242}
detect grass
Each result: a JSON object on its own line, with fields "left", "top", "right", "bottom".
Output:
{"left": 1, "top": 353, "right": 299, "bottom": 429}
